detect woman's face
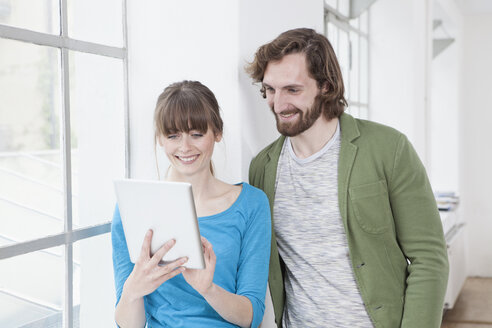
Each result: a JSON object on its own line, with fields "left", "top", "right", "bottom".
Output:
{"left": 159, "top": 127, "right": 221, "bottom": 178}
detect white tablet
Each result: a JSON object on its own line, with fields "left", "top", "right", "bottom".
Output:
{"left": 114, "top": 179, "right": 205, "bottom": 269}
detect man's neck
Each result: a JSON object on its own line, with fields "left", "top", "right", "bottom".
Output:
{"left": 289, "top": 116, "right": 339, "bottom": 159}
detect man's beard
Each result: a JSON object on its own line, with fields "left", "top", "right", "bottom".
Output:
{"left": 271, "top": 98, "right": 323, "bottom": 137}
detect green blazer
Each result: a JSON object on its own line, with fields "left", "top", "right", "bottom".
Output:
{"left": 249, "top": 113, "right": 449, "bottom": 328}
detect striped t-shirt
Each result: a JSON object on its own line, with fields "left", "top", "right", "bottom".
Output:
{"left": 274, "top": 123, "right": 373, "bottom": 327}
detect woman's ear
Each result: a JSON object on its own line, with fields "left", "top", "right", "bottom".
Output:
{"left": 215, "top": 132, "right": 223, "bottom": 143}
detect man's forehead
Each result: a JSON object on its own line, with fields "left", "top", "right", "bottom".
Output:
{"left": 263, "top": 53, "right": 312, "bottom": 86}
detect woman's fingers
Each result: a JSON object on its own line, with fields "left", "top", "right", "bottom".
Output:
{"left": 149, "top": 238, "right": 176, "bottom": 267}
{"left": 156, "top": 266, "right": 186, "bottom": 286}
{"left": 128, "top": 233, "right": 190, "bottom": 297}
{"left": 201, "top": 236, "right": 210, "bottom": 248}
{"left": 200, "top": 236, "right": 215, "bottom": 265}
{"left": 209, "top": 243, "right": 216, "bottom": 265}
{"left": 157, "top": 257, "right": 188, "bottom": 276}
{"left": 206, "top": 240, "right": 216, "bottom": 267}
{"left": 138, "top": 229, "right": 153, "bottom": 261}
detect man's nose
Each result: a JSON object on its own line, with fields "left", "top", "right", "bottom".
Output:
{"left": 272, "top": 92, "right": 285, "bottom": 113}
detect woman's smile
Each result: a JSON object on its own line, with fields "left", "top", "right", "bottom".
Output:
{"left": 175, "top": 154, "right": 200, "bottom": 164}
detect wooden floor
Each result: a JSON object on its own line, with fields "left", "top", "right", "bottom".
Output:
{"left": 441, "top": 277, "right": 492, "bottom": 328}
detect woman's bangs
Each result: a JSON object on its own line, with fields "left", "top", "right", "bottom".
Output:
{"left": 162, "top": 100, "right": 209, "bottom": 135}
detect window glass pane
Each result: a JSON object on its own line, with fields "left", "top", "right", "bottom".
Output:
{"left": 0, "top": 39, "right": 64, "bottom": 245}
{"left": 350, "top": 31, "right": 359, "bottom": 103}
{"left": 67, "top": 0, "right": 123, "bottom": 47}
{"left": 0, "top": 0, "right": 59, "bottom": 34}
{"left": 359, "top": 106, "right": 369, "bottom": 120}
{"left": 74, "top": 233, "right": 116, "bottom": 327}
{"left": 349, "top": 105, "right": 360, "bottom": 118}
{"left": 360, "top": 36, "right": 369, "bottom": 104}
{"left": 0, "top": 246, "right": 65, "bottom": 327}
{"left": 69, "top": 51, "right": 126, "bottom": 228}
{"left": 326, "top": 22, "right": 339, "bottom": 55}
{"left": 360, "top": 10, "right": 369, "bottom": 34}
{"left": 338, "top": 0, "right": 350, "bottom": 17}
{"left": 338, "top": 29, "right": 350, "bottom": 101}
{"left": 345, "top": 106, "right": 352, "bottom": 116}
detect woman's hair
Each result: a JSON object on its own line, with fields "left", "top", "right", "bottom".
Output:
{"left": 245, "top": 28, "right": 347, "bottom": 120}
{"left": 154, "top": 80, "right": 223, "bottom": 176}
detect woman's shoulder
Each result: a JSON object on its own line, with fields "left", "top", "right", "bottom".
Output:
{"left": 211, "top": 181, "right": 269, "bottom": 216}
{"left": 236, "top": 183, "right": 270, "bottom": 208}
{"left": 236, "top": 183, "right": 271, "bottom": 232}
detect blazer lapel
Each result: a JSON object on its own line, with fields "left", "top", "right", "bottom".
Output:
{"left": 263, "top": 136, "right": 285, "bottom": 208}
{"left": 338, "top": 113, "right": 360, "bottom": 231}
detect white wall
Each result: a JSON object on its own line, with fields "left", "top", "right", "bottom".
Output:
{"left": 127, "top": 0, "right": 241, "bottom": 183}
{"left": 461, "top": 13, "right": 492, "bottom": 277}
{"left": 128, "top": 0, "right": 324, "bottom": 184}
{"left": 369, "top": 0, "right": 431, "bottom": 164}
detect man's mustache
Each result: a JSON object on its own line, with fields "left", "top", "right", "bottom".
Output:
{"left": 271, "top": 106, "right": 301, "bottom": 117}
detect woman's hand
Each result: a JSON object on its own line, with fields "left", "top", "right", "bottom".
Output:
{"left": 182, "top": 236, "right": 216, "bottom": 295}
{"left": 122, "top": 229, "right": 188, "bottom": 301}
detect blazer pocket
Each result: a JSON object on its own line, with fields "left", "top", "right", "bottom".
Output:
{"left": 349, "top": 180, "right": 393, "bottom": 234}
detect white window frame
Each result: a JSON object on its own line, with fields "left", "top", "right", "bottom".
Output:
{"left": 324, "top": 1, "right": 370, "bottom": 119}
{"left": 0, "top": 0, "right": 129, "bottom": 326}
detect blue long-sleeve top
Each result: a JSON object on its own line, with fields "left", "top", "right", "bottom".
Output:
{"left": 111, "top": 182, "right": 271, "bottom": 328}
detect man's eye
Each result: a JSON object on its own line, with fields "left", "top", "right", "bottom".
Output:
{"left": 288, "top": 88, "right": 298, "bottom": 93}
{"left": 265, "top": 86, "right": 274, "bottom": 93}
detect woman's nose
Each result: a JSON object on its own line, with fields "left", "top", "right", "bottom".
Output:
{"left": 179, "top": 135, "right": 192, "bottom": 152}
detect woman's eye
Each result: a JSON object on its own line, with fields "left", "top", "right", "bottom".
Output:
{"left": 167, "top": 135, "right": 178, "bottom": 139}
{"left": 192, "top": 133, "right": 203, "bottom": 138}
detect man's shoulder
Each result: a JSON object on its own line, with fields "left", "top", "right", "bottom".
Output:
{"left": 249, "top": 136, "right": 285, "bottom": 187}
{"left": 250, "top": 136, "right": 285, "bottom": 167}
{"left": 354, "top": 117, "right": 403, "bottom": 139}
{"left": 344, "top": 115, "right": 407, "bottom": 151}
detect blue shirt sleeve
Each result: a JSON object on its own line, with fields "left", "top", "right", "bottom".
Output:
{"left": 111, "top": 204, "right": 135, "bottom": 306}
{"left": 235, "top": 188, "right": 271, "bottom": 328}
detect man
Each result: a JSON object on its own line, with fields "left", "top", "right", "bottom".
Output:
{"left": 246, "top": 28, "right": 448, "bottom": 328}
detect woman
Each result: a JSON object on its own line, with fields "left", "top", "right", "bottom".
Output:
{"left": 111, "top": 81, "right": 271, "bottom": 328}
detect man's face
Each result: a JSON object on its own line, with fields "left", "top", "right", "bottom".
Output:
{"left": 262, "top": 53, "right": 322, "bottom": 137}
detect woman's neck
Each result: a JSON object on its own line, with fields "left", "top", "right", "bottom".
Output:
{"left": 166, "top": 168, "right": 219, "bottom": 204}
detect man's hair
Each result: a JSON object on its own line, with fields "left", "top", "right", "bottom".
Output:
{"left": 245, "top": 28, "right": 347, "bottom": 119}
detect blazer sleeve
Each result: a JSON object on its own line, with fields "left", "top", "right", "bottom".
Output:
{"left": 388, "top": 134, "right": 449, "bottom": 328}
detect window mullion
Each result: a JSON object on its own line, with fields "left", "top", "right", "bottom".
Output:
{"left": 59, "top": 0, "right": 73, "bottom": 327}
{"left": 122, "top": 0, "right": 131, "bottom": 178}
{"left": 0, "top": 223, "right": 112, "bottom": 260}
{"left": 61, "top": 46, "right": 74, "bottom": 328}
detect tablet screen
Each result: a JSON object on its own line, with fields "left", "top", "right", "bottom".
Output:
{"left": 114, "top": 179, "right": 205, "bottom": 269}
